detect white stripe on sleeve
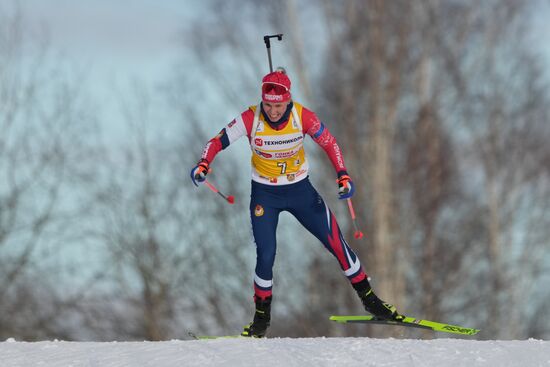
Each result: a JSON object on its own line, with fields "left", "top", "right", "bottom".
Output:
{"left": 225, "top": 114, "right": 248, "bottom": 144}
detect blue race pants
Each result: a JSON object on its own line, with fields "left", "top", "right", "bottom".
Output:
{"left": 249, "top": 177, "right": 367, "bottom": 299}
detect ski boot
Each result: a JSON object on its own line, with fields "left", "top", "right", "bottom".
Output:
{"left": 353, "top": 280, "right": 404, "bottom": 321}
{"left": 241, "top": 296, "right": 271, "bottom": 338}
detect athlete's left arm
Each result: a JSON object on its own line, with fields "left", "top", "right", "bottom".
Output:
{"left": 302, "top": 107, "right": 348, "bottom": 176}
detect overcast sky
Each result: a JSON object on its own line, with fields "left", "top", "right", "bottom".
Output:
{"left": 16, "top": 0, "right": 197, "bottom": 79}
{"left": 4, "top": 0, "right": 550, "bottom": 134}
{"left": 1, "top": 0, "right": 211, "bottom": 139}
{"left": 11, "top": 0, "right": 548, "bottom": 80}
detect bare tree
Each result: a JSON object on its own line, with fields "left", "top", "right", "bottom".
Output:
{"left": 0, "top": 5, "right": 102, "bottom": 340}
{"left": 174, "top": 0, "right": 339, "bottom": 338}
{"left": 449, "top": 1, "right": 550, "bottom": 338}
{"left": 155, "top": 0, "right": 550, "bottom": 339}
{"left": 318, "top": 0, "right": 550, "bottom": 339}
{"left": 69, "top": 76, "right": 258, "bottom": 340}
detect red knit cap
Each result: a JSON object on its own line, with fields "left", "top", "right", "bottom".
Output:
{"left": 261, "top": 70, "right": 291, "bottom": 103}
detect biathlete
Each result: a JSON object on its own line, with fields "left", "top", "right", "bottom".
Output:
{"left": 191, "top": 69, "right": 403, "bottom": 337}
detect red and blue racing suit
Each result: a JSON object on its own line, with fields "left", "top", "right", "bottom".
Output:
{"left": 201, "top": 101, "right": 367, "bottom": 300}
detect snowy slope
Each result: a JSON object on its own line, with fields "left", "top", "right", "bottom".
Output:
{"left": 1, "top": 338, "right": 550, "bottom": 367}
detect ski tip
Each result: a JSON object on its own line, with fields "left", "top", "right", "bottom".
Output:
{"left": 329, "top": 315, "right": 481, "bottom": 336}
{"left": 434, "top": 324, "right": 481, "bottom": 336}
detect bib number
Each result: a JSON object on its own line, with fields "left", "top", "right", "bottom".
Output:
{"left": 277, "top": 162, "right": 287, "bottom": 174}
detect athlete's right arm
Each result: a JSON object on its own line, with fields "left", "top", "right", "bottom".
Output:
{"left": 191, "top": 110, "right": 253, "bottom": 186}
{"left": 200, "top": 109, "right": 255, "bottom": 163}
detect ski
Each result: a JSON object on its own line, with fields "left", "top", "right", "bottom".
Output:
{"left": 329, "top": 315, "right": 480, "bottom": 336}
{"left": 187, "top": 332, "right": 256, "bottom": 340}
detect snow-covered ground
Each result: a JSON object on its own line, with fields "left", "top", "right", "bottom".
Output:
{"left": 1, "top": 337, "right": 549, "bottom": 367}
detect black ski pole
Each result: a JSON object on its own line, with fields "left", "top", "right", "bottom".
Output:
{"left": 263, "top": 34, "right": 283, "bottom": 72}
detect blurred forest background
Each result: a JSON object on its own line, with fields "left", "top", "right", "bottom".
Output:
{"left": 1, "top": 0, "right": 550, "bottom": 341}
